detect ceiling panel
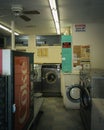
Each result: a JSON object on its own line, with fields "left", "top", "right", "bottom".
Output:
{"left": 0, "top": 0, "right": 104, "bottom": 36}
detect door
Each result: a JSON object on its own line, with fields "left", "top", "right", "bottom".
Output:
{"left": 80, "top": 87, "right": 91, "bottom": 130}
{"left": 66, "top": 85, "right": 81, "bottom": 103}
{"left": 80, "top": 87, "right": 91, "bottom": 108}
{"left": 42, "top": 69, "right": 59, "bottom": 92}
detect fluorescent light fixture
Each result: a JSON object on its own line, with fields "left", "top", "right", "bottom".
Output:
{"left": 52, "top": 9, "right": 59, "bottom": 22}
{"left": 55, "top": 22, "right": 60, "bottom": 34}
{"left": 49, "top": 0, "right": 60, "bottom": 34}
{"left": 49, "top": 0, "right": 56, "bottom": 10}
{"left": 14, "top": 32, "right": 19, "bottom": 35}
{"left": 0, "top": 24, "right": 19, "bottom": 35}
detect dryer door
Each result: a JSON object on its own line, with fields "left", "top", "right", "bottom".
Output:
{"left": 80, "top": 87, "right": 91, "bottom": 109}
{"left": 46, "top": 71, "right": 57, "bottom": 84}
{"left": 66, "top": 85, "right": 81, "bottom": 103}
{"left": 41, "top": 68, "right": 60, "bottom": 93}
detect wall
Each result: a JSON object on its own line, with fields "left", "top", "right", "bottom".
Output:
{"left": 5, "top": 35, "right": 62, "bottom": 64}
{"left": 27, "top": 35, "right": 62, "bottom": 64}
{"left": 72, "top": 23, "right": 104, "bottom": 69}
{"left": 11, "top": 23, "right": 104, "bottom": 68}
{"left": 34, "top": 46, "right": 61, "bottom": 63}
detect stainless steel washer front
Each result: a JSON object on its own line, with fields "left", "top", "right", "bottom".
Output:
{"left": 41, "top": 64, "right": 61, "bottom": 96}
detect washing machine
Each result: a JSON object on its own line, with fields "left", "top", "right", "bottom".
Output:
{"left": 63, "top": 73, "right": 81, "bottom": 109}
{"left": 63, "top": 84, "right": 80, "bottom": 109}
{"left": 41, "top": 64, "right": 61, "bottom": 96}
{"left": 80, "top": 69, "right": 104, "bottom": 130}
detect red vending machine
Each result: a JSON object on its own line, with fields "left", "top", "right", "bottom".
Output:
{"left": 0, "top": 49, "right": 34, "bottom": 130}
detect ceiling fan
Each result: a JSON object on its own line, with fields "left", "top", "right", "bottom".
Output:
{"left": 11, "top": 4, "right": 40, "bottom": 22}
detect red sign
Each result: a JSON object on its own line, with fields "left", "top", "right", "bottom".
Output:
{"left": 62, "top": 42, "right": 71, "bottom": 48}
{"left": 14, "top": 56, "right": 30, "bottom": 130}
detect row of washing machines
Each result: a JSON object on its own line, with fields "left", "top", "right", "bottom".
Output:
{"left": 61, "top": 69, "right": 104, "bottom": 130}
{"left": 33, "top": 64, "right": 81, "bottom": 101}
{"left": 33, "top": 63, "right": 81, "bottom": 106}
{"left": 33, "top": 65, "right": 104, "bottom": 130}
{"left": 79, "top": 69, "right": 104, "bottom": 130}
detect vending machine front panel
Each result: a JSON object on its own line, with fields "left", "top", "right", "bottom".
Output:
{"left": 14, "top": 56, "right": 30, "bottom": 130}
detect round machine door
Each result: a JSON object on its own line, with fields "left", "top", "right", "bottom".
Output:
{"left": 66, "top": 85, "right": 81, "bottom": 103}
{"left": 84, "top": 77, "right": 91, "bottom": 88}
{"left": 80, "top": 87, "right": 91, "bottom": 109}
{"left": 46, "top": 71, "right": 57, "bottom": 84}
{"left": 33, "top": 69, "right": 38, "bottom": 81}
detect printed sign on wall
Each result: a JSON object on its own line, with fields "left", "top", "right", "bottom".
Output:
{"left": 75, "top": 24, "right": 86, "bottom": 32}
{"left": 37, "top": 48, "right": 48, "bottom": 57}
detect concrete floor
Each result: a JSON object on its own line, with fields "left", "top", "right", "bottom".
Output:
{"left": 32, "top": 97, "right": 85, "bottom": 130}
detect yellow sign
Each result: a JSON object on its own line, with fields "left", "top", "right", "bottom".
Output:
{"left": 37, "top": 48, "right": 48, "bottom": 57}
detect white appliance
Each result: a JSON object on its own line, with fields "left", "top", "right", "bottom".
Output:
{"left": 34, "top": 64, "right": 42, "bottom": 82}
{"left": 63, "top": 85, "right": 80, "bottom": 109}
{"left": 62, "top": 73, "right": 80, "bottom": 109}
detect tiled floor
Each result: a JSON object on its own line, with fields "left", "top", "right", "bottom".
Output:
{"left": 35, "top": 97, "right": 85, "bottom": 130}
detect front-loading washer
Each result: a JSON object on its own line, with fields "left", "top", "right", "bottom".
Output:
{"left": 63, "top": 84, "right": 81, "bottom": 109}
{"left": 41, "top": 64, "right": 61, "bottom": 96}
{"left": 80, "top": 69, "right": 104, "bottom": 130}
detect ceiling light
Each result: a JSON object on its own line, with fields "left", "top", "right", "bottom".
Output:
{"left": 49, "top": 0, "right": 56, "bottom": 10}
{"left": 52, "top": 9, "right": 59, "bottom": 22}
{"left": 55, "top": 22, "right": 60, "bottom": 34}
{"left": 49, "top": 0, "right": 60, "bottom": 34}
{"left": 0, "top": 24, "right": 19, "bottom": 35}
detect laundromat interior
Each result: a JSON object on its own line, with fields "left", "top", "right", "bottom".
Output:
{"left": 0, "top": 0, "right": 104, "bottom": 130}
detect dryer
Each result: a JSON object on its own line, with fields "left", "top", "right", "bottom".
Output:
{"left": 62, "top": 73, "right": 81, "bottom": 109}
{"left": 41, "top": 64, "right": 61, "bottom": 96}
{"left": 63, "top": 84, "right": 80, "bottom": 109}
{"left": 80, "top": 69, "right": 104, "bottom": 130}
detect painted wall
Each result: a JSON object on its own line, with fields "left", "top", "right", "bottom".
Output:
{"left": 24, "top": 23, "right": 104, "bottom": 68}
{"left": 27, "top": 35, "right": 62, "bottom": 64}
{"left": 34, "top": 46, "right": 61, "bottom": 64}
{"left": 72, "top": 23, "right": 104, "bottom": 69}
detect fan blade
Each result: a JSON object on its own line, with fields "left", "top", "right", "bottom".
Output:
{"left": 23, "top": 10, "right": 40, "bottom": 14}
{"left": 0, "top": 14, "right": 11, "bottom": 17}
{"left": 20, "top": 15, "right": 31, "bottom": 21}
